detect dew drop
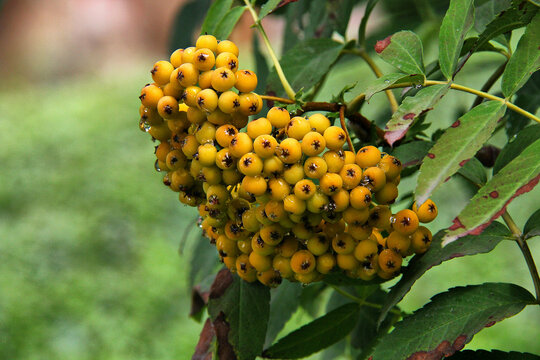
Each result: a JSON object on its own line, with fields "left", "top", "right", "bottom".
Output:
{"left": 389, "top": 215, "right": 396, "bottom": 224}
{"left": 154, "top": 159, "right": 162, "bottom": 172}
{"left": 384, "top": 79, "right": 390, "bottom": 84}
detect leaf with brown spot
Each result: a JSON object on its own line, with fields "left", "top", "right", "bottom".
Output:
{"left": 370, "top": 283, "right": 535, "bottom": 360}
{"left": 415, "top": 101, "right": 506, "bottom": 206}
{"left": 384, "top": 84, "right": 450, "bottom": 146}
{"left": 208, "top": 271, "right": 270, "bottom": 360}
{"left": 376, "top": 31, "right": 425, "bottom": 75}
{"left": 377, "top": 222, "right": 511, "bottom": 327}
{"left": 192, "top": 318, "right": 216, "bottom": 360}
{"left": 450, "top": 349, "right": 540, "bottom": 359}
{"left": 443, "top": 137, "right": 540, "bottom": 245}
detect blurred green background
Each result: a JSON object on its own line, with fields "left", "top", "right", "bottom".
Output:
{"left": 0, "top": 0, "right": 538, "bottom": 359}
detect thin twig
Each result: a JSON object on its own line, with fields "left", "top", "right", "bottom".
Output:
{"left": 329, "top": 284, "right": 403, "bottom": 316}
{"left": 340, "top": 105, "right": 355, "bottom": 153}
{"left": 502, "top": 210, "right": 540, "bottom": 303}
{"left": 471, "top": 61, "right": 508, "bottom": 109}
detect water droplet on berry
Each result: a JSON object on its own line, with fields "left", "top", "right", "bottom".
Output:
{"left": 154, "top": 159, "right": 162, "bottom": 172}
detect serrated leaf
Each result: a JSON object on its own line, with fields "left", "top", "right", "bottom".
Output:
{"left": 259, "top": 0, "right": 281, "bottom": 19}
{"left": 457, "top": 157, "right": 488, "bottom": 187}
{"left": 375, "top": 31, "right": 425, "bottom": 75}
{"left": 378, "top": 222, "right": 510, "bottom": 326}
{"left": 267, "top": 39, "right": 344, "bottom": 97}
{"left": 474, "top": 0, "right": 538, "bottom": 52}
{"left": 444, "top": 138, "right": 540, "bottom": 244}
{"left": 264, "top": 281, "right": 303, "bottom": 348}
{"left": 363, "top": 73, "right": 425, "bottom": 102}
{"left": 371, "top": 283, "right": 535, "bottom": 360}
{"left": 506, "top": 72, "right": 540, "bottom": 137}
{"left": 201, "top": 0, "right": 233, "bottom": 36}
{"left": 390, "top": 140, "right": 433, "bottom": 167}
{"left": 415, "top": 101, "right": 507, "bottom": 206}
{"left": 214, "top": 6, "right": 246, "bottom": 39}
{"left": 208, "top": 273, "right": 270, "bottom": 360}
{"left": 169, "top": 0, "right": 211, "bottom": 52}
{"left": 263, "top": 303, "right": 360, "bottom": 359}
{"left": 451, "top": 349, "right": 540, "bottom": 359}
{"left": 384, "top": 84, "right": 450, "bottom": 146}
{"left": 495, "top": 124, "right": 540, "bottom": 174}
{"left": 524, "top": 209, "right": 540, "bottom": 239}
{"left": 439, "top": 0, "right": 475, "bottom": 79}
{"left": 502, "top": 12, "right": 540, "bottom": 97}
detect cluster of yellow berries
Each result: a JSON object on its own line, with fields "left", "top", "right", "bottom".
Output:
{"left": 138, "top": 36, "right": 439, "bottom": 287}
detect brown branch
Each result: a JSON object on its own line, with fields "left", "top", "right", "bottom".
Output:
{"left": 340, "top": 105, "right": 355, "bottom": 153}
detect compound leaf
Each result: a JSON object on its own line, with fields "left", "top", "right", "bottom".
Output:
{"left": 208, "top": 272, "right": 270, "bottom": 360}
{"left": 214, "top": 6, "right": 246, "bottom": 39}
{"left": 378, "top": 222, "right": 510, "bottom": 326}
{"left": 375, "top": 31, "right": 425, "bottom": 75}
{"left": 444, "top": 137, "right": 540, "bottom": 245}
{"left": 501, "top": 12, "right": 540, "bottom": 97}
{"left": 384, "top": 84, "right": 450, "bottom": 146}
{"left": 363, "top": 73, "right": 425, "bottom": 102}
{"left": 201, "top": 0, "right": 233, "bottom": 36}
{"left": 263, "top": 303, "right": 360, "bottom": 359}
{"left": 415, "top": 101, "right": 506, "bottom": 206}
{"left": 371, "top": 283, "right": 535, "bottom": 360}
{"left": 267, "top": 39, "right": 344, "bottom": 97}
{"left": 439, "top": 0, "right": 475, "bottom": 79}
{"left": 259, "top": 0, "right": 281, "bottom": 19}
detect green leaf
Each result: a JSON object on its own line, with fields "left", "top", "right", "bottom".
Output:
{"left": 208, "top": 273, "right": 270, "bottom": 360}
{"left": 371, "top": 283, "right": 535, "bottom": 360}
{"left": 299, "top": 282, "right": 327, "bottom": 317}
{"left": 475, "top": 0, "right": 511, "bottom": 33}
{"left": 390, "top": 140, "right": 433, "bottom": 167}
{"left": 524, "top": 209, "right": 540, "bottom": 240}
{"left": 415, "top": 101, "right": 506, "bottom": 206}
{"left": 253, "top": 34, "right": 270, "bottom": 96}
{"left": 495, "top": 124, "right": 540, "bottom": 174}
{"left": 439, "top": 0, "right": 475, "bottom": 79}
{"left": 188, "top": 235, "right": 220, "bottom": 289}
{"left": 458, "top": 157, "right": 488, "bottom": 187}
{"left": 259, "top": 0, "right": 281, "bottom": 19}
{"left": 169, "top": 0, "right": 211, "bottom": 52}
{"left": 264, "top": 281, "right": 303, "bottom": 348}
{"left": 377, "top": 222, "right": 510, "bottom": 326}
{"left": 201, "top": 0, "right": 233, "bottom": 36}
{"left": 444, "top": 138, "right": 540, "bottom": 244}
{"left": 267, "top": 39, "right": 344, "bottom": 97}
{"left": 384, "top": 84, "right": 450, "bottom": 146}
{"left": 474, "top": 0, "right": 538, "bottom": 52}
{"left": 214, "top": 6, "right": 246, "bottom": 39}
{"left": 451, "top": 350, "right": 540, "bottom": 359}
{"left": 363, "top": 73, "right": 425, "bottom": 102}
{"left": 263, "top": 303, "right": 360, "bottom": 359}
{"left": 502, "top": 12, "right": 540, "bottom": 97}
{"left": 506, "top": 72, "right": 540, "bottom": 137}
{"left": 358, "top": 0, "right": 380, "bottom": 46}
{"left": 323, "top": 271, "right": 386, "bottom": 286}
{"left": 375, "top": 31, "right": 425, "bottom": 75}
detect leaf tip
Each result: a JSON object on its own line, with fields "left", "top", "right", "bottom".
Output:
{"left": 375, "top": 35, "right": 392, "bottom": 54}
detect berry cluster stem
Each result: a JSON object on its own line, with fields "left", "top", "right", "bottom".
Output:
{"left": 243, "top": 0, "right": 296, "bottom": 101}
{"left": 340, "top": 105, "right": 355, "bottom": 153}
{"left": 502, "top": 210, "right": 540, "bottom": 304}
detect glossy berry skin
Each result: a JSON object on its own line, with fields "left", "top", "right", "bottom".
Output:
{"left": 412, "top": 199, "right": 438, "bottom": 223}
{"left": 303, "top": 157, "right": 328, "bottom": 179}
{"left": 217, "top": 40, "right": 239, "bottom": 56}
{"left": 235, "top": 70, "right": 258, "bottom": 93}
{"left": 362, "top": 167, "right": 386, "bottom": 192}
{"left": 170, "top": 48, "right": 184, "bottom": 68}
{"left": 139, "top": 84, "right": 164, "bottom": 108}
{"left": 323, "top": 151, "right": 345, "bottom": 173}
{"left": 263, "top": 156, "right": 284, "bottom": 177}
{"left": 323, "top": 126, "right": 347, "bottom": 150}
{"left": 411, "top": 226, "right": 433, "bottom": 254}
{"left": 218, "top": 91, "right": 240, "bottom": 114}
{"left": 176, "top": 63, "right": 199, "bottom": 87}
{"left": 215, "top": 124, "right": 238, "bottom": 147}
{"left": 392, "top": 209, "right": 420, "bottom": 235}
{"left": 319, "top": 173, "right": 343, "bottom": 195}
{"left": 349, "top": 186, "right": 372, "bottom": 209}
{"left": 196, "top": 88, "right": 219, "bottom": 113}
{"left": 283, "top": 163, "right": 305, "bottom": 184}
{"left": 241, "top": 175, "right": 267, "bottom": 196}
{"left": 286, "top": 117, "right": 311, "bottom": 140}
{"left": 306, "top": 235, "right": 330, "bottom": 256}
{"left": 151, "top": 60, "right": 174, "bottom": 85}
{"left": 182, "top": 86, "right": 201, "bottom": 108}
{"left": 293, "top": 179, "right": 317, "bottom": 200}
{"left": 196, "top": 34, "right": 218, "bottom": 53}
{"left": 193, "top": 48, "right": 216, "bottom": 71}
{"left": 378, "top": 249, "right": 402, "bottom": 274}
{"left": 386, "top": 231, "right": 411, "bottom": 256}
{"left": 337, "top": 254, "right": 359, "bottom": 271}
{"left": 354, "top": 240, "right": 378, "bottom": 263}
{"left": 356, "top": 146, "right": 381, "bottom": 168}
{"left": 290, "top": 250, "right": 316, "bottom": 274}
{"left": 267, "top": 107, "right": 290, "bottom": 128}
{"left": 301, "top": 132, "right": 326, "bottom": 156}
{"left": 332, "top": 233, "right": 356, "bottom": 254}
{"left": 253, "top": 135, "right": 278, "bottom": 159}
{"left": 339, "top": 164, "right": 362, "bottom": 189}
{"left": 308, "top": 113, "right": 331, "bottom": 134}
{"left": 247, "top": 117, "right": 272, "bottom": 139}
{"left": 212, "top": 67, "right": 236, "bottom": 92}
{"left": 316, "top": 253, "right": 336, "bottom": 274}
{"left": 215, "top": 52, "right": 239, "bottom": 72}
{"left": 238, "top": 93, "right": 262, "bottom": 116}
{"left": 283, "top": 194, "right": 306, "bottom": 215}
{"left": 276, "top": 138, "right": 302, "bottom": 164}
{"left": 238, "top": 152, "right": 264, "bottom": 176}
{"left": 229, "top": 132, "right": 253, "bottom": 157}
{"left": 198, "top": 70, "right": 213, "bottom": 89}
{"left": 378, "top": 154, "right": 402, "bottom": 180}
{"left": 374, "top": 183, "right": 398, "bottom": 204}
